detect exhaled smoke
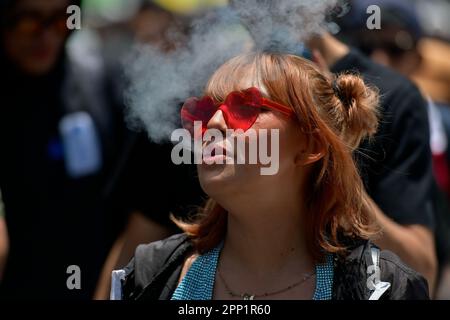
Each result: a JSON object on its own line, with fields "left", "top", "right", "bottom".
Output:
{"left": 230, "top": 0, "right": 339, "bottom": 52}
{"left": 124, "top": 8, "right": 248, "bottom": 142}
{"left": 125, "top": 0, "right": 341, "bottom": 143}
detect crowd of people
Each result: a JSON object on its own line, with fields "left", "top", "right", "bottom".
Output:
{"left": 0, "top": 0, "right": 449, "bottom": 300}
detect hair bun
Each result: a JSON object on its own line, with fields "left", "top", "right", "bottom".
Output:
{"left": 333, "top": 73, "right": 380, "bottom": 149}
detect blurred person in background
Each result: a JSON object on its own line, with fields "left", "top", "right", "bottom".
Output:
{"left": 336, "top": 0, "right": 450, "bottom": 299}
{"left": 338, "top": 0, "right": 450, "bottom": 197}
{"left": 92, "top": 0, "right": 207, "bottom": 299}
{"left": 0, "top": 190, "right": 8, "bottom": 281}
{"left": 230, "top": 0, "right": 438, "bottom": 294}
{"left": 0, "top": 0, "right": 126, "bottom": 299}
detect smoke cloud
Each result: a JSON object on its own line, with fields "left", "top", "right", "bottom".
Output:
{"left": 125, "top": 0, "right": 341, "bottom": 143}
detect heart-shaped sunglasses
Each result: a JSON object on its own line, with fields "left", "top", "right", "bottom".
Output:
{"left": 181, "top": 87, "right": 295, "bottom": 135}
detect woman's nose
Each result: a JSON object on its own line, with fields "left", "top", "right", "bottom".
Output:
{"left": 206, "top": 108, "right": 227, "bottom": 132}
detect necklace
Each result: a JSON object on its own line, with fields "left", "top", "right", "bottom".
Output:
{"left": 216, "top": 268, "right": 316, "bottom": 300}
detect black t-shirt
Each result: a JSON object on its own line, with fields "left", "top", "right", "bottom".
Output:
{"left": 107, "top": 131, "right": 206, "bottom": 231}
{"left": 331, "top": 49, "right": 435, "bottom": 229}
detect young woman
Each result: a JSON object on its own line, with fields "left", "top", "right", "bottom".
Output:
{"left": 117, "top": 52, "right": 429, "bottom": 300}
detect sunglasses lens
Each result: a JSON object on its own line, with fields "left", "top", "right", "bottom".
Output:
{"left": 181, "top": 96, "right": 216, "bottom": 135}
{"left": 224, "top": 89, "right": 261, "bottom": 131}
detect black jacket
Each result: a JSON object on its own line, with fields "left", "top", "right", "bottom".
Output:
{"left": 120, "top": 233, "right": 429, "bottom": 300}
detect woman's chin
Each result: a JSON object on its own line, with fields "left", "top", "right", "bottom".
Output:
{"left": 198, "top": 164, "right": 237, "bottom": 194}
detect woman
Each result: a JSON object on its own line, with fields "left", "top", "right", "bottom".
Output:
{"left": 118, "top": 52, "right": 429, "bottom": 300}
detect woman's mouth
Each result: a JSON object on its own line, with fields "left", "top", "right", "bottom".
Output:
{"left": 202, "top": 143, "right": 231, "bottom": 164}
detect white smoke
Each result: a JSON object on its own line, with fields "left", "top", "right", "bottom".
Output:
{"left": 230, "top": 0, "right": 339, "bottom": 52}
{"left": 125, "top": 0, "right": 341, "bottom": 143}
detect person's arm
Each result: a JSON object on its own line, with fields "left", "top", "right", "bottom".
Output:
{"left": 93, "top": 211, "right": 173, "bottom": 300}
{"left": 0, "top": 216, "right": 8, "bottom": 281}
{"left": 367, "top": 84, "right": 438, "bottom": 295}
{"left": 308, "top": 33, "right": 350, "bottom": 69}
{"left": 366, "top": 196, "right": 437, "bottom": 294}
{"left": 0, "top": 200, "right": 7, "bottom": 282}
{"left": 93, "top": 231, "right": 125, "bottom": 300}
{"left": 0, "top": 187, "right": 8, "bottom": 281}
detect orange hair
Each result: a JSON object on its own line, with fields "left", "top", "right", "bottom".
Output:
{"left": 173, "top": 52, "right": 380, "bottom": 262}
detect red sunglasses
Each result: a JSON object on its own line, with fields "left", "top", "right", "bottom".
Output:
{"left": 181, "top": 87, "right": 295, "bottom": 134}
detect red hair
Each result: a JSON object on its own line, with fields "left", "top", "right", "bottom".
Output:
{"left": 173, "top": 52, "right": 380, "bottom": 262}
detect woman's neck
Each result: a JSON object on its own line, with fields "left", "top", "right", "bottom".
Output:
{"left": 219, "top": 194, "right": 314, "bottom": 278}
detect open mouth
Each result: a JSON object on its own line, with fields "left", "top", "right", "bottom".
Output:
{"left": 202, "top": 143, "right": 229, "bottom": 164}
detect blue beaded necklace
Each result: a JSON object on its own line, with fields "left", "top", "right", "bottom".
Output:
{"left": 171, "top": 243, "right": 334, "bottom": 300}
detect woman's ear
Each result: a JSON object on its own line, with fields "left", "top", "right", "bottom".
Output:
{"left": 295, "top": 132, "right": 326, "bottom": 166}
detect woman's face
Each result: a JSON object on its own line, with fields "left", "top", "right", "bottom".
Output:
{"left": 197, "top": 87, "right": 305, "bottom": 200}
